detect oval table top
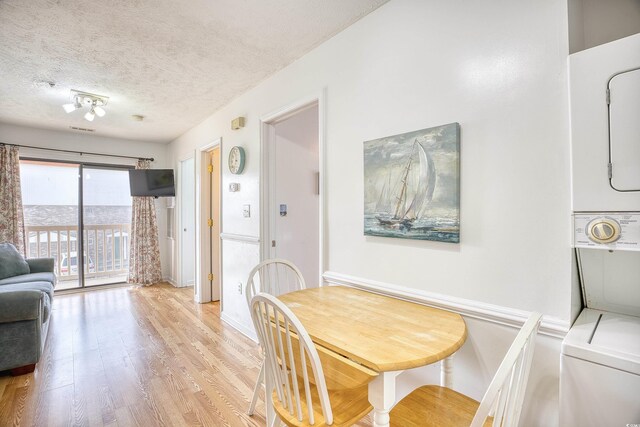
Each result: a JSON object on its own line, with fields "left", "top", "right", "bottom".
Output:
{"left": 277, "top": 286, "right": 467, "bottom": 372}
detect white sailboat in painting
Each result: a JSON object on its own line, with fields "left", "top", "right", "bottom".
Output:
{"left": 375, "top": 139, "right": 436, "bottom": 229}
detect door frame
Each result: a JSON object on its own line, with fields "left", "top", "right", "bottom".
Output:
{"left": 195, "top": 138, "right": 222, "bottom": 303}
{"left": 177, "top": 154, "right": 196, "bottom": 288}
{"left": 259, "top": 90, "right": 326, "bottom": 287}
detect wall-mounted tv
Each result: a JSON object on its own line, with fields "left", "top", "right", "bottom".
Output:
{"left": 129, "top": 169, "right": 175, "bottom": 197}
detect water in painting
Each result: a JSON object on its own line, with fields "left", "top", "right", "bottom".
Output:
{"left": 363, "top": 123, "right": 460, "bottom": 243}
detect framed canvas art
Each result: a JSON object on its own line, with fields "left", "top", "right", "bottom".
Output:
{"left": 363, "top": 123, "right": 460, "bottom": 243}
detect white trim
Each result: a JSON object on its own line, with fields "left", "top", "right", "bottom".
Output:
{"left": 195, "top": 138, "right": 222, "bottom": 304}
{"left": 165, "top": 277, "right": 178, "bottom": 287}
{"left": 260, "top": 93, "right": 320, "bottom": 123}
{"left": 220, "top": 232, "right": 260, "bottom": 243}
{"left": 260, "top": 90, "right": 326, "bottom": 286}
{"left": 220, "top": 311, "right": 258, "bottom": 342}
{"left": 322, "top": 271, "right": 569, "bottom": 339}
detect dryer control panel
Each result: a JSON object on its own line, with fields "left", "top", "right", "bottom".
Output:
{"left": 574, "top": 213, "right": 640, "bottom": 251}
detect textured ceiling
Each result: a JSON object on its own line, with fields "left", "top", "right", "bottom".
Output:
{"left": 0, "top": 0, "right": 387, "bottom": 143}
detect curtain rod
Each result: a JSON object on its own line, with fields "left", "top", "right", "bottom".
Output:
{"left": 0, "top": 142, "right": 154, "bottom": 162}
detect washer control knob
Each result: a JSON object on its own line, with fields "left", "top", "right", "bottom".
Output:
{"left": 587, "top": 218, "right": 621, "bottom": 244}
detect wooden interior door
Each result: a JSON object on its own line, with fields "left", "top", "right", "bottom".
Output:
{"left": 210, "top": 147, "right": 221, "bottom": 300}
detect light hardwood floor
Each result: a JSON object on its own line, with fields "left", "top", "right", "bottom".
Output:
{"left": 0, "top": 284, "right": 372, "bottom": 427}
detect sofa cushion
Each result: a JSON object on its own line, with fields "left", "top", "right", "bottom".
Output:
{"left": 0, "top": 243, "right": 30, "bottom": 280}
{"left": 0, "top": 272, "right": 56, "bottom": 287}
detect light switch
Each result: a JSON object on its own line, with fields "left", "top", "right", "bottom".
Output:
{"left": 243, "top": 204, "right": 250, "bottom": 218}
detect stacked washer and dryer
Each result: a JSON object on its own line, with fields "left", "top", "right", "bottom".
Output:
{"left": 561, "top": 34, "right": 640, "bottom": 426}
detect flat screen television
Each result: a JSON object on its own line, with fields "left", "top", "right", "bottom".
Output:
{"left": 129, "top": 169, "right": 175, "bottom": 197}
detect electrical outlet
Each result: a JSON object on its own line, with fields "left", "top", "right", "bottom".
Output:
{"left": 243, "top": 204, "right": 250, "bottom": 218}
{"left": 237, "top": 282, "right": 243, "bottom": 294}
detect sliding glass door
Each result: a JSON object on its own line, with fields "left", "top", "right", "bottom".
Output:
{"left": 20, "top": 159, "right": 132, "bottom": 289}
{"left": 21, "top": 160, "right": 82, "bottom": 290}
{"left": 82, "top": 166, "right": 132, "bottom": 287}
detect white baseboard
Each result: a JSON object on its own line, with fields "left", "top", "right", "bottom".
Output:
{"left": 220, "top": 311, "right": 258, "bottom": 342}
{"left": 322, "top": 271, "right": 569, "bottom": 339}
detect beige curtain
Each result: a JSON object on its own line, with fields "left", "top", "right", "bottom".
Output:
{"left": 0, "top": 145, "right": 26, "bottom": 255}
{"left": 128, "top": 159, "right": 162, "bottom": 285}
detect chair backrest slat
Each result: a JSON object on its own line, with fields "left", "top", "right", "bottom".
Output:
{"left": 471, "top": 312, "right": 542, "bottom": 427}
{"left": 284, "top": 319, "right": 304, "bottom": 420}
{"left": 251, "top": 293, "right": 333, "bottom": 425}
{"left": 246, "top": 259, "right": 307, "bottom": 307}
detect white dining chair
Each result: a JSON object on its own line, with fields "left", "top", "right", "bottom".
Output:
{"left": 250, "top": 292, "right": 373, "bottom": 427}
{"left": 246, "top": 259, "right": 307, "bottom": 416}
{"left": 390, "top": 312, "right": 543, "bottom": 427}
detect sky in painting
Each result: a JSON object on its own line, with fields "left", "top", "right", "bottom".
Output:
{"left": 363, "top": 123, "right": 459, "bottom": 217}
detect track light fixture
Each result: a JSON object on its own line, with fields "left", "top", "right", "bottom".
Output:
{"left": 62, "top": 90, "right": 109, "bottom": 122}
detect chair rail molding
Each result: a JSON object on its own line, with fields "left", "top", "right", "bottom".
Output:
{"left": 322, "top": 271, "right": 569, "bottom": 339}
{"left": 219, "top": 232, "right": 260, "bottom": 244}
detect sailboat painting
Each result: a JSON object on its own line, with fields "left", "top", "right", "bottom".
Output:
{"left": 364, "top": 123, "right": 460, "bottom": 243}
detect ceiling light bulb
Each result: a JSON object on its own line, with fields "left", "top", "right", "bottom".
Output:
{"left": 63, "top": 103, "right": 77, "bottom": 113}
{"left": 93, "top": 106, "right": 106, "bottom": 117}
{"left": 84, "top": 109, "right": 96, "bottom": 122}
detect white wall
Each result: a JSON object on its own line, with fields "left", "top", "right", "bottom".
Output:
{"left": 0, "top": 122, "right": 172, "bottom": 281}
{"left": 168, "top": 0, "right": 572, "bottom": 424}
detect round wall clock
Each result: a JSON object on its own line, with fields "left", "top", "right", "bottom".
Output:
{"left": 228, "top": 146, "right": 246, "bottom": 174}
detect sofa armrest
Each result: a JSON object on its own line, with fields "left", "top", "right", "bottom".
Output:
{"left": 0, "top": 290, "right": 43, "bottom": 323}
{"left": 27, "top": 258, "right": 55, "bottom": 274}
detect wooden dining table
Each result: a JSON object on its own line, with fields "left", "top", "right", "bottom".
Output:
{"left": 274, "top": 285, "right": 467, "bottom": 427}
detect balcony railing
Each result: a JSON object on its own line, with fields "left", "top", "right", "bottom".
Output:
{"left": 25, "top": 224, "right": 130, "bottom": 283}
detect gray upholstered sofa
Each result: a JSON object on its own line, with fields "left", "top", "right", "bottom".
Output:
{"left": 0, "top": 243, "right": 56, "bottom": 375}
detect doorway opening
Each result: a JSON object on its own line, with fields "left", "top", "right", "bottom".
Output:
{"left": 20, "top": 159, "right": 133, "bottom": 290}
{"left": 261, "top": 99, "right": 323, "bottom": 287}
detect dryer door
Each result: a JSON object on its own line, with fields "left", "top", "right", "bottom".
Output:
{"left": 577, "top": 248, "right": 640, "bottom": 316}
{"left": 609, "top": 67, "right": 640, "bottom": 192}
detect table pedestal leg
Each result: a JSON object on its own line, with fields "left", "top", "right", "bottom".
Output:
{"left": 368, "top": 371, "right": 400, "bottom": 427}
{"left": 441, "top": 355, "right": 454, "bottom": 388}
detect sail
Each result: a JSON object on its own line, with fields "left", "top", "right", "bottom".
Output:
{"left": 375, "top": 180, "right": 389, "bottom": 213}
{"left": 403, "top": 141, "right": 436, "bottom": 220}
{"left": 393, "top": 145, "right": 416, "bottom": 219}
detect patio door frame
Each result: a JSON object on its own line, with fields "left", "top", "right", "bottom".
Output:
{"left": 21, "top": 157, "right": 134, "bottom": 289}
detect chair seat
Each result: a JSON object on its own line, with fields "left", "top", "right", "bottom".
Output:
{"left": 390, "top": 385, "right": 492, "bottom": 427}
{"left": 273, "top": 381, "right": 372, "bottom": 427}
